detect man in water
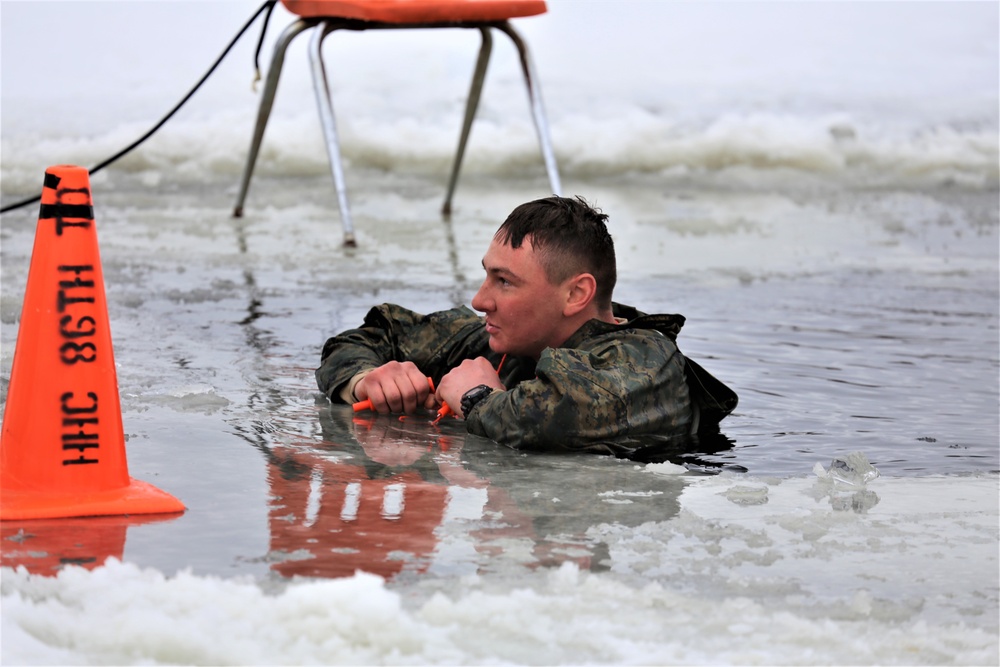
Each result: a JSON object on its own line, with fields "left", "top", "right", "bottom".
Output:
{"left": 316, "top": 195, "right": 737, "bottom": 455}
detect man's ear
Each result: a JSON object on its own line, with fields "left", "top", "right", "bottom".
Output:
{"left": 563, "top": 273, "right": 597, "bottom": 317}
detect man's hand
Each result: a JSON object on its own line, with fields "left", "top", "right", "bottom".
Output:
{"left": 355, "top": 361, "right": 437, "bottom": 414}
{"left": 437, "top": 357, "right": 505, "bottom": 419}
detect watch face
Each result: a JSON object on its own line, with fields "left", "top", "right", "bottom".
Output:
{"left": 461, "top": 385, "right": 493, "bottom": 416}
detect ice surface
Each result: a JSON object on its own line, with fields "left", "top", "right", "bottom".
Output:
{"left": 2, "top": 474, "right": 997, "bottom": 666}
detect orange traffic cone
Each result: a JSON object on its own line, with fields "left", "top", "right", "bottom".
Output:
{"left": 1, "top": 165, "right": 185, "bottom": 520}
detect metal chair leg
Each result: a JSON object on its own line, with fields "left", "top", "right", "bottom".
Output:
{"left": 309, "top": 21, "right": 356, "bottom": 247}
{"left": 496, "top": 21, "right": 562, "bottom": 197}
{"left": 442, "top": 27, "right": 493, "bottom": 217}
{"left": 233, "top": 19, "right": 315, "bottom": 218}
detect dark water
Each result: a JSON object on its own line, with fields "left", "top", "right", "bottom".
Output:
{"left": 640, "top": 272, "right": 1000, "bottom": 477}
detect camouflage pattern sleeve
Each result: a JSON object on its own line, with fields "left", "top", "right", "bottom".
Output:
{"left": 466, "top": 328, "right": 692, "bottom": 452}
{"left": 315, "top": 304, "right": 492, "bottom": 401}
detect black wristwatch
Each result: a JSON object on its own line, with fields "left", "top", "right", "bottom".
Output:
{"left": 460, "top": 384, "right": 494, "bottom": 418}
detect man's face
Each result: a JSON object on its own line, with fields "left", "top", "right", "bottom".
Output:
{"left": 471, "top": 236, "right": 567, "bottom": 359}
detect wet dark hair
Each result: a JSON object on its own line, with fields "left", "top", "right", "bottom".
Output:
{"left": 495, "top": 195, "right": 617, "bottom": 308}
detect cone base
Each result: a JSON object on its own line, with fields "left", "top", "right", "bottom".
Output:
{"left": 0, "top": 478, "right": 185, "bottom": 521}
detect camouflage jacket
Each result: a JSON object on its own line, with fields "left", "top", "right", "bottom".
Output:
{"left": 316, "top": 303, "right": 737, "bottom": 455}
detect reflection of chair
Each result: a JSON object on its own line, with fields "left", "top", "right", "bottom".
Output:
{"left": 234, "top": 0, "right": 562, "bottom": 246}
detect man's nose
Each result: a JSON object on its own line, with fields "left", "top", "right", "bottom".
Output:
{"left": 471, "top": 282, "right": 491, "bottom": 312}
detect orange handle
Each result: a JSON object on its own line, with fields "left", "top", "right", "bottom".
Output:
{"left": 433, "top": 402, "right": 453, "bottom": 423}
{"left": 352, "top": 376, "right": 435, "bottom": 412}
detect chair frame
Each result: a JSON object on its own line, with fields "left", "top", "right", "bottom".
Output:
{"left": 232, "top": 17, "right": 562, "bottom": 246}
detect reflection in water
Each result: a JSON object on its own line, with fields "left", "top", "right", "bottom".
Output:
{"left": 0, "top": 514, "right": 181, "bottom": 576}
{"left": 618, "top": 429, "right": 739, "bottom": 469}
{"left": 260, "top": 406, "right": 735, "bottom": 581}
{"left": 266, "top": 440, "right": 450, "bottom": 580}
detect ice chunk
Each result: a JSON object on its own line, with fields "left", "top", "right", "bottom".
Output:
{"left": 722, "top": 485, "right": 769, "bottom": 506}
{"left": 144, "top": 384, "right": 231, "bottom": 414}
{"left": 645, "top": 461, "right": 688, "bottom": 476}
{"left": 812, "top": 452, "right": 882, "bottom": 512}
{"left": 816, "top": 451, "right": 880, "bottom": 486}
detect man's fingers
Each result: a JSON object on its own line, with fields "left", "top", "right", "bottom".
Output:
{"left": 359, "top": 361, "right": 436, "bottom": 414}
{"left": 367, "top": 385, "right": 393, "bottom": 414}
{"left": 392, "top": 376, "right": 416, "bottom": 414}
{"left": 402, "top": 369, "right": 439, "bottom": 413}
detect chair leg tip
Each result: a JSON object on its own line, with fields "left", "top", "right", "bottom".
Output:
{"left": 343, "top": 233, "right": 357, "bottom": 248}
{"left": 233, "top": 206, "right": 244, "bottom": 218}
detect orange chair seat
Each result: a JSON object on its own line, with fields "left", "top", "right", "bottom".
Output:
{"left": 281, "top": 0, "right": 547, "bottom": 24}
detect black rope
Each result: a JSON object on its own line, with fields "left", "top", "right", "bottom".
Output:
{"left": 254, "top": 0, "right": 279, "bottom": 88}
{"left": 0, "top": 0, "right": 279, "bottom": 215}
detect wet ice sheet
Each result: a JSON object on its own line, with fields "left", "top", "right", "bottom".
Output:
{"left": 1, "top": 168, "right": 997, "bottom": 663}
{"left": 3, "top": 472, "right": 996, "bottom": 666}
{"left": 2, "top": 172, "right": 996, "bottom": 478}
